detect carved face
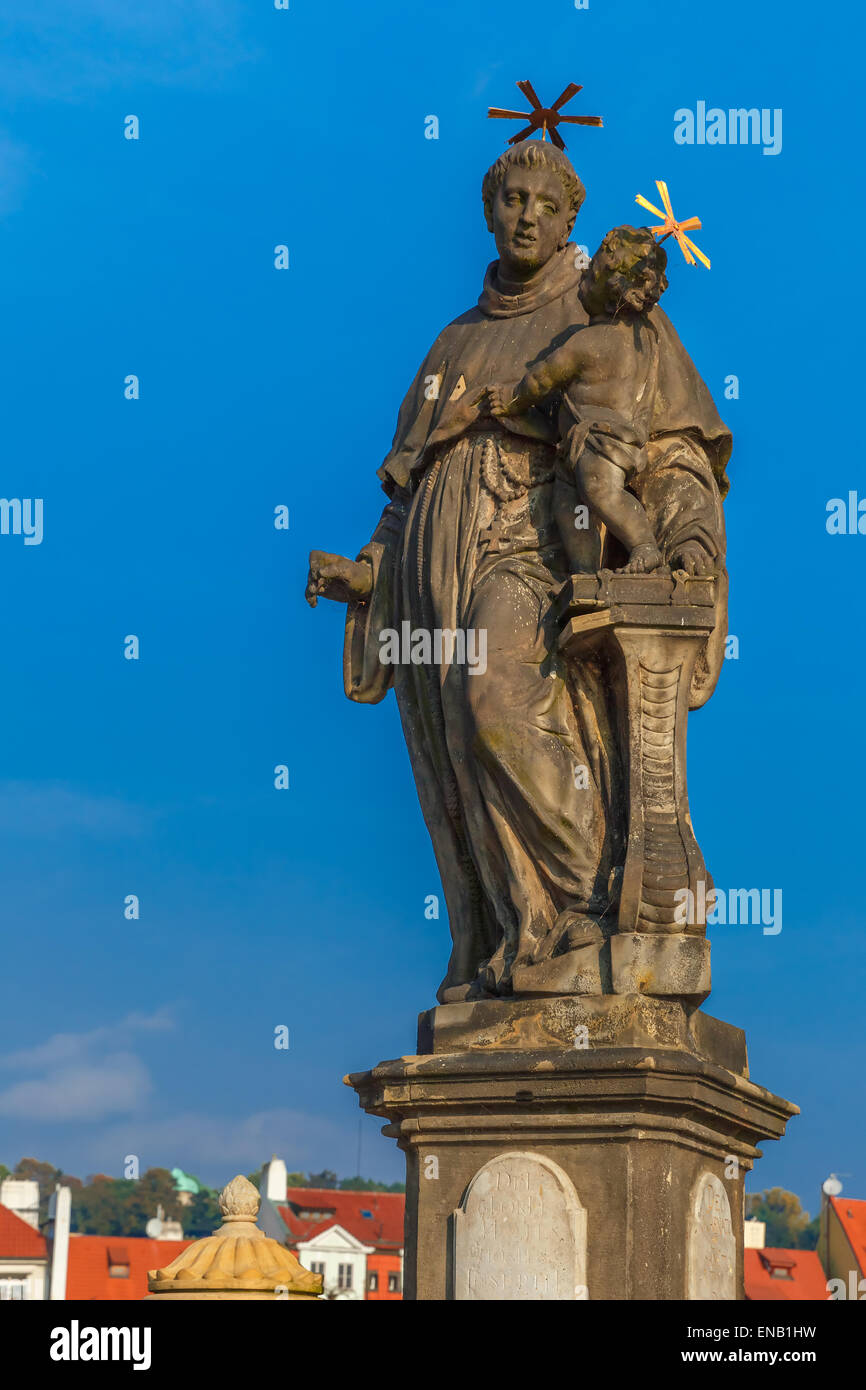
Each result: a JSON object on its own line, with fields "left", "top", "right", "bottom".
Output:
{"left": 492, "top": 164, "right": 574, "bottom": 277}
{"left": 583, "top": 263, "right": 658, "bottom": 316}
{"left": 579, "top": 232, "right": 668, "bottom": 319}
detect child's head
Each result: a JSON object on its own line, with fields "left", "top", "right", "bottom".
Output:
{"left": 579, "top": 225, "right": 668, "bottom": 318}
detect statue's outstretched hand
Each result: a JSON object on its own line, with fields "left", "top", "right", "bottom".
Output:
{"left": 305, "top": 551, "right": 373, "bottom": 608}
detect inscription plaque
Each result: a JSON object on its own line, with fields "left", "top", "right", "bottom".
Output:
{"left": 687, "top": 1170, "right": 736, "bottom": 1300}
{"left": 451, "top": 1152, "right": 587, "bottom": 1301}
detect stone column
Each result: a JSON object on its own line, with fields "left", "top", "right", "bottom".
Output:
{"left": 347, "top": 997, "right": 797, "bottom": 1301}
{"left": 145, "top": 1176, "right": 322, "bottom": 1302}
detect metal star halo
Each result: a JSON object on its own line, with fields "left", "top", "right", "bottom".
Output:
{"left": 488, "top": 79, "right": 603, "bottom": 151}
{"left": 635, "top": 181, "right": 710, "bottom": 269}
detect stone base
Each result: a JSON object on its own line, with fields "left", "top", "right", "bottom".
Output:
{"left": 611, "top": 933, "right": 711, "bottom": 1003}
{"left": 418, "top": 991, "right": 744, "bottom": 1068}
{"left": 346, "top": 996, "right": 797, "bottom": 1301}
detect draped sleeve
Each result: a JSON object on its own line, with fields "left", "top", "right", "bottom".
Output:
{"left": 343, "top": 489, "right": 410, "bottom": 704}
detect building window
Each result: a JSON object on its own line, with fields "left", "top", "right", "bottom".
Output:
{"left": 368, "top": 1271, "right": 378, "bottom": 1292}
{"left": 0, "top": 1280, "right": 26, "bottom": 1300}
{"left": 337, "top": 1263, "right": 353, "bottom": 1290}
{"left": 760, "top": 1253, "right": 795, "bottom": 1281}
{"left": 388, "top": 1272, "right": 401, "bottom": 1293}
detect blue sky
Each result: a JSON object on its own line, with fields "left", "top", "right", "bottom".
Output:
{"left": 0, "top": 0, "right": 862, "bottom": 1219}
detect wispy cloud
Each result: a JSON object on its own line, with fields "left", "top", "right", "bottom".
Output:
{"left": 0, "top": 1054, "right": 152, "bottom": 1122}
{"left": 95, "top": 1107, "right": 349, "bottom": 1176}
{"left": 0, "top": 1009, "right": 173, "bottom": 1121}
{"left": 1, "top": 1009, "right": 174, "bottom": 1073}
{"left": 0, "top": 1008, "right": 357, "bottom": 1183}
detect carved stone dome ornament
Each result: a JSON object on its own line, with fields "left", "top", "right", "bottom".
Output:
{"left": 145, "top": 1175, "right": 322, "bottom": 1302}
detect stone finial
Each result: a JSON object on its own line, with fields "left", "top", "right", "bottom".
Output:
{"left": 145, "top": 1174, "right": 323, "bottom": 1301}
{"left": 218, "top": 1175, "right": 260, "bottom": 1221}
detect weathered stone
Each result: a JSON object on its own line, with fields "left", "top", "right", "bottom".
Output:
{"left": 452, "top": 1153, "right": 587, "bottom": 1300}
{"left": 687, "top": 1171, "right": 737, "bottom": 1300}
{"left": 417, "top": 992, "right": 747, "bottom": 1073}
{"left": 611, "top": 932, "right": 711, "bottom": 1002}
{"left": 558, "top": 574, "right": 717, "bottom": 974}
{"left": 511, "top": 937, "right": 603, "bottom": 996}
{"left": 313, "top": 119, "right": 797, "bottom": 1301}
{"left": 347, "top": 1017, "right": 796, "bottom": 1300}
{"left": 307, "top": 137, "right": 733, "bottom": 1003}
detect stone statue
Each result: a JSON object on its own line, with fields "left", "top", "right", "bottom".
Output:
{"left": 306, "top": 138, "right": 731, "bottom": 1007}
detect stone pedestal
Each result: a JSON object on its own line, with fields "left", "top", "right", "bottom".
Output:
{"left": 346, "top": 996, "right": 797, "bottom": 1301}
{"left": 556, "top": 570, "right": 718, "bottom": 1001}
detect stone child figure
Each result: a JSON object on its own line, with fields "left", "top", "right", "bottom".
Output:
{"left": 489, "top": 226, "right": 669, "bottom": 575}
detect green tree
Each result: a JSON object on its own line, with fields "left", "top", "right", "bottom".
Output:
{"left": 72, "top": 1176, "right": 132, "bottom": 1235}
{"left": 307, "top": 1170, "right": 338, "bottom": 1190}
{"left": 746, "top": 1188, "right": 819, "bottom": 1250}
{"left": 180, "top": 1188, "right": 221, "bottom": 1238}
{"left": 339, "top": 1176, "right": 406, "bottom": 1193}
{"left": 13, "top": 1157, "right": 82, "bottom": 1226}
{"left": 125, "top": 1168, "right": 185, "bottom": 1233}
{"left": 71, "top": 1169, "right": 186, "bottom": 1237}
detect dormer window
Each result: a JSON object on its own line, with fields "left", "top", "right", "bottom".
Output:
{"left": 760, "top": 1252, "right": 795, "bottom": 1281}
{"left": 294, "top": 1206, "right": 336, "bottom": 1223}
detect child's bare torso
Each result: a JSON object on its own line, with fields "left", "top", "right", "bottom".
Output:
{"left": 537, "top": 317, "right": 655, "bottom": 425}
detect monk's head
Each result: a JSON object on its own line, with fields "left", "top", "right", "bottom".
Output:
{"left": 482, "top": 140, "right": 585, "bottom": 280}
{"left": 579, "top": 225, "right": 668, "bottom": 319}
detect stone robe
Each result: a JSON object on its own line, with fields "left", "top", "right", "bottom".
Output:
{"left": 343, "top": 247, "right": 731, "bottom": 1001}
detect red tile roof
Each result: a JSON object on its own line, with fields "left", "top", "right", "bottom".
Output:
{"left": 278, "top": 1188, "right": 404, "bottom": 1250}
{"left": 0, "top": 1205, "right": 47, "bottom": 1259}
{"left": 744, "top": 1247, "right": 829, "bottom": 1301}
{"left": 830, "top": 1196, "right": 866, "bottom": 1275}
{"left": 65, "top": 1235, "right": 194, "bottom": 1301}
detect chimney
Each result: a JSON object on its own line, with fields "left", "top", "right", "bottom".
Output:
{"left": 47, "top": 1185, "right": 71, "bottom": 1301}
{"left": 262, "top": 1155, "right": 288, "bottom": 1203}
{"left": 0, "top": 1177, "right": 40, "bottom": 1229}
{"left": 743, "top": 1218, "right": 766, "bottom": 1249}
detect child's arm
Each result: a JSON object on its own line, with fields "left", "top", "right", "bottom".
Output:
{"left": 490, "top": 334, "right": 588, "bottom": 418}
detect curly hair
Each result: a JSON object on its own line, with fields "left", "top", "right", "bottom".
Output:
{"left": 481, "top": 140, "right": 586, "bottom": 231}
{"left": 579, "top": 225, "right": 669, "bottom": 318}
